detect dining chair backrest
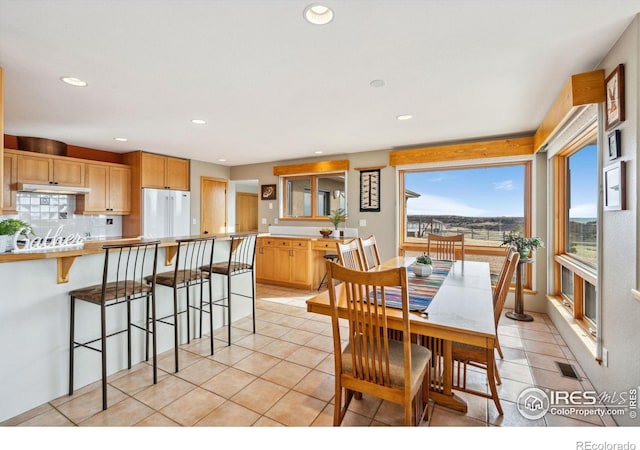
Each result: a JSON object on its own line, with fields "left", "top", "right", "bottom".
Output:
{"left": 427, "top": 233, "right": 465, "bottom": 261}
{"left": 493, "top": 245, "right": 517, "bottom": 306}
{"left": 358, "top": 235, "right": 381, "bottom": 270}
{"left": 493, "top": 249, "right": 520, "bottom": 328}
{"left": 336, "top": 238, "right": 365, "bottom": 270}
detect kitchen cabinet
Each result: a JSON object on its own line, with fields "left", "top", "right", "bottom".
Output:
{"left": 76, "top": 162, "right": 131, "bottom": 214}
{"left": 141, "top": 152, "right": 190, "bottom": 190}
{"left": 15, "top": 151, "right": 85, "bottom": 187}
{"left": 256, "top": 237, "right": 312, "bottom": 289}
{"left": 2, "top": 151, "right": 17, "bottom": 213}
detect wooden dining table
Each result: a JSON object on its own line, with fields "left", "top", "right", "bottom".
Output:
{"left": 305, "top": 256, "right": 497, "bottom": 413}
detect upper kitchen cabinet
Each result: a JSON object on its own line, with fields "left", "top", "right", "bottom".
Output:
{"left": 15, "top": 150, "right": 85, "bottom": 187}
{"left": 2, "top": 150, "right": 17, "bottom": 214}
{"left": 140, "top": 152, "right": 190, "bottom": 190}
{"left": 76, "top": 162, "right": 131, "bottom": 215}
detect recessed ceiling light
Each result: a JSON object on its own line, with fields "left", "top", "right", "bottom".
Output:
{"left": 370, "top": 79, "right": 385, "bottom": 88}
{"left": 60, "top": 77, "right": 87, "bottom": 87}
{"left": 114, "top": 137, "right": 128, "bottom": 142}
{"left": 314, "top": 151, "right": 323, "bottom": 154}
{"left": 217, "top": 158, "right": 227, "bottom": 162}
{"left": 191, "top": 119, "right": 206, "bottom": 125}
{"left": 396, "top": 114, "right": 413, "bottom": 121}
{"left": 303, "top": 4, "right": 334, "bottom": 25}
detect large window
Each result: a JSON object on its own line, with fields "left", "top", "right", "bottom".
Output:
{"left": 553, "top": 125, "right": 598, "bottom": 331}
{"left": 400, "top": 162, "right": 531, "bottom": 285}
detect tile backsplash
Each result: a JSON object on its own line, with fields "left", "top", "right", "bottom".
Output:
{"left": 0, "top": 193, "right": 122, "bottom": 239}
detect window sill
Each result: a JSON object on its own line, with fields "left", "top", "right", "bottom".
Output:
{"left": 547, "top": 295, "right": 599, "bottom": 363}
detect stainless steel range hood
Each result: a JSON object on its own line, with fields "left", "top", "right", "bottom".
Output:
{"left": 18, "top": 183, "right": 91, "bottom": 194}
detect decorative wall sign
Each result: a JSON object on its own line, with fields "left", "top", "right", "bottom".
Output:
{"left": 11, "top": 225, "right": 85, "bottom": 253}
{"left": 261, "top": 184, "right": 276, "bottom": 200}
{"left": 607, "top": 129, "right": 621, "bottom": 160}
{"left": 603, "top": 160, "right": 625, "bottom": 211}
{"left": 605, "top": 64, "right": 625, "bottom": 131}
{"left": 359, "top": 169, "right": 380, "bottom": 212}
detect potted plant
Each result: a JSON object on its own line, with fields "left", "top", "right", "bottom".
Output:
{"left": 413, "top": 254, "right": 433, "bottom": 277}
{"left": 0, "top": 218, "right": 34, "bottom": 252}
{"left": 501, "top": 230, "right": 543, "bottom": 259}
{"left": 328, "top": 208, "right": 346, "bottom": 231}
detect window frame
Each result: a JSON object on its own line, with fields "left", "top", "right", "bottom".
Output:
{"left": 551, "top": 123, "right": 598, "bottom": 335}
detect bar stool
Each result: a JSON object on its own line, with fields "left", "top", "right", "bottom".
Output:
{"left": 69, "top": 240, "right": 160, "bottom": 411}
{"left": 146, "top": 236, "right": 216, "bottom": 372}
{"left": 199, "top": 233, "right": 257, "bottom": 346}
{"left": 317, "top": 254, "right": 339, "bottom": 291}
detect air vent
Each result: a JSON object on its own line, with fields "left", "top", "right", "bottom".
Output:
{"left": 556, "top": 361, "right": 581, "bottom": 380}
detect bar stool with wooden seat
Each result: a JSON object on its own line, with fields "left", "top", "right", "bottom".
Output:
{"left": 68, "top": 240, "right": 160, "bottom": 411}
{"left": 146, "top": 235, "right": 216, "bottom": 372}
{"left": 199, "top": 233, "right": 257, "bottom": 346}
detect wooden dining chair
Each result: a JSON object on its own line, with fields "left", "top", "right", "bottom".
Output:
{"left": 358, "top": 235, "right": 381, "bottom": 270}
{"left": 493, "top": 245, "right": 517, "bottom": 359}
{"left": 325, "top": 261, "right": 432, "bottom": 426}
{"left": 451, "top": 249, "right": 520, "bottom": 415}
{"left": 336, "top": 238, "right": 365, "bottom": 270}
{"left": 427, "top": 233, "right": 465, "bottom": 261}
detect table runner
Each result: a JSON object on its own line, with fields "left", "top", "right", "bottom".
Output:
{"left": 371, "top": 260, "right": 453, "bottom": 311}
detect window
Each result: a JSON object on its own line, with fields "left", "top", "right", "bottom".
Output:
{"left": 400, "top": 162, "right": 531, "bottom": 285}
{"left": 552, "top": 124, "right": 598, "bottom": 331}
{"left": 282, "top": 172, "right": 345, "bottom": 219}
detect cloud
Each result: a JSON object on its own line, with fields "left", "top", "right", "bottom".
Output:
{"left": 407, "top": 193, "right": 486, "bottom": 216}
{"left": 569, "top": 203, "right": 597, "bottom": 218}
{"left": 493, "top": 180, "right": 514, "bottom": 191}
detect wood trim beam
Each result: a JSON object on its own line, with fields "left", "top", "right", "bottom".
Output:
{"left": 273, "top": 160, "right": 349, "bottom": 175}
{"left": 389, "top": 136, "right": 534, "bottom": 167}
{"left": 533, "top": 69, "right": 604, "bottom": 153}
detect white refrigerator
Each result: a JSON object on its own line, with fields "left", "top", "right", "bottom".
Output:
{"left": 142, "top": 188, "right": 191, "bottom": 238}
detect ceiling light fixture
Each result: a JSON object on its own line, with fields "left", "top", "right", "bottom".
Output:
{"left": 314, "top": 151, "right": 323, "bottom": 154}
{"left": 303, "top": 4, "right": 334, "bottom": 25}
{"left": 191, "top": 119, "right": 206, "bottom": 125}
{"left": 114, "top": 137, "right": 128, "bottom": 142}
{"left": 60, "top": 77, "right": 87, "bottom": 87}
{"left": 370, "top": 79, "right": 385, "bottom": 88}
{"left": 396, "top": 114, "right": 413, "bottom": 121}
{"left": 217, "top": 158, "right": 227, "bottom": 162}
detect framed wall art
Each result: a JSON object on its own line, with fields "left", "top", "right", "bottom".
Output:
{"left": 359, "top": 169, "right": 380, "bottom": 212}
{"left": 605, "top": 64, "right": 625, "bottom": 131}
{"left": 261, "top": 184, "right": 277, "bottom": 200}
{"left": 607, "top": 129, "right": 621, "bottom": 161}
{"left": 603, "top": 160, "right": 625, "bottom": 211}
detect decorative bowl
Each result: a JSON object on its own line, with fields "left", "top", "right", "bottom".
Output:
{"left": 319, "top": 230, "right": 333, "bottom": 238}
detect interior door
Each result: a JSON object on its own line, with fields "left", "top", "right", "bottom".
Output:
{"left": 236, "top": 192, "right": 258, "bottom": 232}
{"left": 200, "top": 177, "right": 227, "bottom": 235}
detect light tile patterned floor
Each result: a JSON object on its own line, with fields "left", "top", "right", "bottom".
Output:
{"left": 1, "top": 284, "right": 617, "bottom": 427}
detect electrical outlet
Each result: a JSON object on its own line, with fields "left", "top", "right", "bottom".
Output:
{"left": 269, "top": 202, "right": 273, "bottom": 210}
{"left": 274, "top": 218, "right": 278, "bottom": 224}
{"left": 602, "top": 348, "right": 608, "bottom": 367}
{"left": 359, "top": 219, "right": 367, "bottom": 227}
{"left": 261, "top": 218, "right": 267, "bottom": 224}
{"left": 106, "top": 218, "right": 113, "bottom": 225}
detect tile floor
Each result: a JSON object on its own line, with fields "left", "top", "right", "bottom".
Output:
{"left": 1, "top": 283, "right": 618, "bottom": 427}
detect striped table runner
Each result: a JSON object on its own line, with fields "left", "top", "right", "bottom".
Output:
{"left": 371, "top": 260, "right": 454, "bottom": 311}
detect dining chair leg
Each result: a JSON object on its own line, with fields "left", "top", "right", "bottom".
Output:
{"left": 496, "top": 340, "right": 504, "bottom": 359}
{"left": 68, "top": 296, "right": 75, "bottom": 396}
{"left": 486, "top": 350, "right": 503, "bottom": 415}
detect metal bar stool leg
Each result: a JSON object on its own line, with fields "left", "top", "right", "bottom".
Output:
{"left": 68, "top": 296, "right": 75, "bottom": 396}
{"left": 227, "top": 274, "right": 232, "bottom": 346}
{"left": 100, "top": 301, "right": 108, "bottom": 411}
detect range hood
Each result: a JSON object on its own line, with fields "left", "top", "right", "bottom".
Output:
{"left": 18, "top": 183, "right": 91, "bottom": 194}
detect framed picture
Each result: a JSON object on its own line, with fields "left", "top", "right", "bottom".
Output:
{"left": 607, "top": 129, "right": 621, "bottom": 160}
{"left": 603, "top": 161, "right": 625, "bottom": 211}
{"left": 360, "top": 169, "right": 380, "bottom": 212}
{"left": 605, "top": 64, "right": 625, "bottom": 131}
{"left": 261, "top": 184, "right": 276, "bottom": 200}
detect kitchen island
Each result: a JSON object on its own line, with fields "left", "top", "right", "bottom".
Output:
{"left": 0, "top": 234, "right": 253, "bottom": 422}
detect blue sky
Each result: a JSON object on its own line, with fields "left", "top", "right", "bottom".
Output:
{"left": 406, "top": 150, "right": 597, "bottom": 219}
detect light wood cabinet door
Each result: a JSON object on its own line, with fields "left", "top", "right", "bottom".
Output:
{"left": 274, "top": 246, "right": 292, "bottom": 283}
{"left": 256, "top": 241, "right": 277, "bottom": 281}
{"left": 78, "top": 163, "right": 131, "bottom": 215}
{"left": 141, "top": 152, "right": 167, "bottom": 189}
{"left": 2, "top": 152, "right": 17, "bottom": 213}
{"left": 16, "top": 153, "right": 51, "bottom": 184}
{"left": 166, "top": 157, "right": 190, "bottom": 190}
{"left": 52, "top": 159, "right": 84, "bottom": 186}
{"left": 108, "top": 166, "right": 131, "bottom": 213}
{"left": 290, "top": 245, "right": 311, "bottom": 285}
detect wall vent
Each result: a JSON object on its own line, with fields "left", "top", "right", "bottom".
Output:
{"left": 556, "top": 361, "right": 581, "bottom": 380}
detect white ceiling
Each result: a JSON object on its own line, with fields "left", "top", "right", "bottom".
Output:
{"left": 1, "top": 0, "right": 639, "bottom": 167}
